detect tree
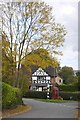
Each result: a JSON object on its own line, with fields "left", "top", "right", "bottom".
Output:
{"left": 58, "top": 66, "right": 77, "bottom": 84}
{"left": 76, "top": 71, "right": 80, "bottom": 90}
{"left": 2, "top": 1, "right": 66, "bottom": 88}
{"left": 22, "top": 48, "right": 60, "bottom": 69}
{"left": 1, "top": 3, "right": 18, "bottom": 86}
{"left": 2, "top": 34, "right": 30, "bottom": 92}
{"left": 2, "top": 34, "right": 17, "bottom": 86}
{"left": 76, "top": 71, "right": 80, "bottom": 78}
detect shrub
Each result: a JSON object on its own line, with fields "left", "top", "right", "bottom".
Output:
{"left": 59, "top": 84, "right": 78, "bottom": 92}
{"left": 2, "top": 82, "right": 22, "bottom": 109}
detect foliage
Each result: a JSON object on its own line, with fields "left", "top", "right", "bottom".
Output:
{"left": 59, "top": 91, "right": 80, "bottom": 100}
{"left": 58, "top": 66, "right": 77, "bottom": 84}
{"left": 76, "top": 71, "right": 80, "bottom": 77}
{"left": 24, "top": 91, "right": 80, "bottom": 100}
{"left": 76, "top": 71, "right": 80, "bottom": 90}
{"left": 2, "top": 34, "right": 17, "bottom": 86}
{"left": 2, "top": 34, "right": 30, "bottom": 92}
{"left": 2, "top": 35, "right": 11, "bottom": 84}
{"left": 74, "top": 82, "right": 80, "bottom": 91}
{"left": 2, "top": 1, "right": 66, "bottom": 88}
{"left": 2, "top": 82, "right": 22, "bottom": 109}
{"left": 22, "top": 48, "right": 60, "bottom": 69}
{"left": 17, "top": 69, "right": 30, "bottom": 94}
{"left": 59, "top": 84, "right": 78, "bottom": 92}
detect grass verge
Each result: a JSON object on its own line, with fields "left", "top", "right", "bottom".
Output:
{"left": 2, "top": 105, "right": 32, "bottom": 118}
{"left": 34, "top": 99, "right": 77, "bottom": 103}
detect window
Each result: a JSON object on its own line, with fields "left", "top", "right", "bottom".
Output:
{"left": 46, "top": 80, "right": 50, "bottom": 84}
{"left": 59, "top": 79, "right": 61, "bottom": 83}
{"left": 37, "top": 76, "right": 46, "bottom": 80}
{"left": 32, "top": 87, "right": 36, "bottom": 91}
{"left": 33, "top": 80, "right": 37, "bottom": 83}
{"left": 41, "top": 80, "right": 45, "bottom": 83}
{"left": 38, "top": 80, "right": 41, "bottom": 83}
{"left": 37, "top": 76, "right": 46, "bottom": 83}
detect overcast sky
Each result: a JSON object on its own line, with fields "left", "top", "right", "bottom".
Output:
{"left": 43, "top": 0, "right": 79, "bottom": 70}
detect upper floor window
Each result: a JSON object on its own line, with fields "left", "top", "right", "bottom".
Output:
{"left": 33, "top": 80, "right": 37, "bottom": 83}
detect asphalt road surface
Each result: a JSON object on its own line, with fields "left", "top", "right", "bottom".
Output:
{"left": 10, "top": 98, "right": 78, "bottom": 118}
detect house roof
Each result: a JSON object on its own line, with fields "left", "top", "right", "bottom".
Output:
{"left": 31, "top": 65, "right": 38, "bottom": 74}
{"left": 31, "top": 65, "right": 57, "bottom": 77}
{"left": 45, "top": 66, "right": 57, "bottom": 77}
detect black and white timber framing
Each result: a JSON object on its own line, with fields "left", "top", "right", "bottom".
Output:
{"left": 31, "top": 67, "right": 56, "bottom": 91}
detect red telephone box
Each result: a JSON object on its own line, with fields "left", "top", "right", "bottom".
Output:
{"left": 53, "top": 87, "right": 59, "bottom": 99}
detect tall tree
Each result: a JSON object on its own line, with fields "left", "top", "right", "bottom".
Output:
{"left": 58, "top": 66, "right": 77, "bottom": 84}
{"left": 1, "top": 3, "right": 17, "bottom": 86}
{"left": 2, "top": 1, "right": 66, "bottom": 88}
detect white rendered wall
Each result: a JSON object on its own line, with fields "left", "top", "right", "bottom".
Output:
{"left": 32, "top": 76, "right": 37, "bottom": 80}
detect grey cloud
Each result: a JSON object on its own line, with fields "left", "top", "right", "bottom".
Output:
{"left": 53, "top": 1, "right": 78, "bottom": 52}
{"left": 45, "top": 0, "right": 78, "bottom": 69}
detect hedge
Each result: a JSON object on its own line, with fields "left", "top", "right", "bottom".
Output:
{"left": 24, "top": 91, "right": 80, "bottom": 100}
{"left": 59, "top": 84, "right": 78, "bottom": 92}
{"left": 2, "top": 82, "right": 22, "bottom": 109}
{"left": 24, "top": 91, "right": 47, "bottom": 99}
{"left": 59, "top": 91, "right": 80, "bottom": 100}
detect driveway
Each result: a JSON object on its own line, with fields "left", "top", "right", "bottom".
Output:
{"left": 10, "top": 98, "right": 78, "bottom": 118}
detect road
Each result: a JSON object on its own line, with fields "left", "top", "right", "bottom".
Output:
{"left": 10, "top": 98, "right": 78, "bottom": 118}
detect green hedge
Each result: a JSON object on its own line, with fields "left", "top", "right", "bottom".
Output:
{"left": 24, "top": 91, "right": 47, "bottom": 99}
{"left": 2, "top": 82, "right": 22, "bottom": 109}
{"left": 59, "top": 91, "right": 80, "bottom": 100}
{"left": 59, "top": 84, "right": 78, "bottom": 92}
{"left": 24, "top": 91, "right": 80, "bottom": 100}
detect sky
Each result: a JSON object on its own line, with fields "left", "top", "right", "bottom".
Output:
{"left": 43, "top": 0, "right": 79, "bottom": 70}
